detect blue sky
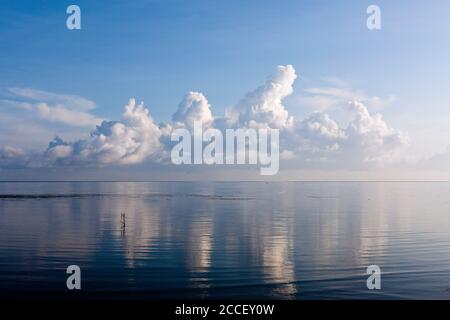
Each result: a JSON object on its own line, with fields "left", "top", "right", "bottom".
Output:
{"left": 1, "top": 0, "right": 450, "bottom": 180}
{"left": 1, "top": 0, "right": 448, "bottom": 120}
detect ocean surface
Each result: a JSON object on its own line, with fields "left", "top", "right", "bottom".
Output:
{"left": 1, "top": 181, "right": 450, "bottom": 299}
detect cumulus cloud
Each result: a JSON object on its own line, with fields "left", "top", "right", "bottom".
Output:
{"left": 343, "top": 100, "right": 410, "bottom": 163}
{"left": 45, "top": 98, "right": 162, "bottom": 165}
{"left": 284, "top": 100, "right": 410, "bottom": 166}
{"left": 298, "top": 112, "right": 346, "bottom": 143}
{"left": 172, "top": 91, "right": 214, "bottom": 130}
{"left": 0, "top": 146, "right": 26, "bottom": 159}
{"left": 282, "top": 112, "right": 346, "bottom": 157}
{"left": 230, "top": 65, "right": 297, "bottom": 129}
{"left": 0, "top": 146, "right": 29, "bottom": 168}
{"left": 0, "top": 65, "right": 411, "bottom": 171}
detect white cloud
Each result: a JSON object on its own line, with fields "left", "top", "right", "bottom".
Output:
{"left": 284, "top": 100, "right": 410, "bottom": 167}
{"left": 45, "top": 98, "right": 162, "bottom": 165}
{"left": 35, "top": 103, "right": 101, "bottom": 127}
{"left": 298, "top": 82, "right": 396, "bottom": 112}
{"left": 298, "top": 112, "right": 346, "bottom": 142}
{"left": 231, "top": 65, "right": 297, "bottom": 129}
{"left": 281, "top": 112, "right": 345, "bottom": 159}
{"left": 172, "top": 91, "right": 214, "bottom": 130}
{"left": 304, "top": 87, "right": 357, "bottom": 99}
{"left": 0, "top": 65, "right": 411, "bottom": 171}
{"left": 2, "top": 88, "right": 103, "bottom": 127}
{"left": 45, "top": 137, "right": 73, "bottom": 160}
{"left": 0, "top": 145, "right": 26, "bottom": 158}
{"left": 0, "top": 146, "right": 29, "bottom": 168}
{"left": 8, "top": 88, "right": 96, "bottom": 110}
{"left": 296, "top": 95, "right": 340, "bottom": 112}
{"left": 344, "top": 100, "right": 410, "bottom": 163}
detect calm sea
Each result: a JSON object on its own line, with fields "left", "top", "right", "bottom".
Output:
{"left": 1, "top": 181, "right": 450, "bottom": 299}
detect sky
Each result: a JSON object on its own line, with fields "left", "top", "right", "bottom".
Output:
{"left": 1, "top": 0, "right": 450, "bottom": 180}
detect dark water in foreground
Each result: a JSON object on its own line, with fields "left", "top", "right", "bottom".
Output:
{"left": 1, "top": 181, "right": 450, "bottom": 299}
